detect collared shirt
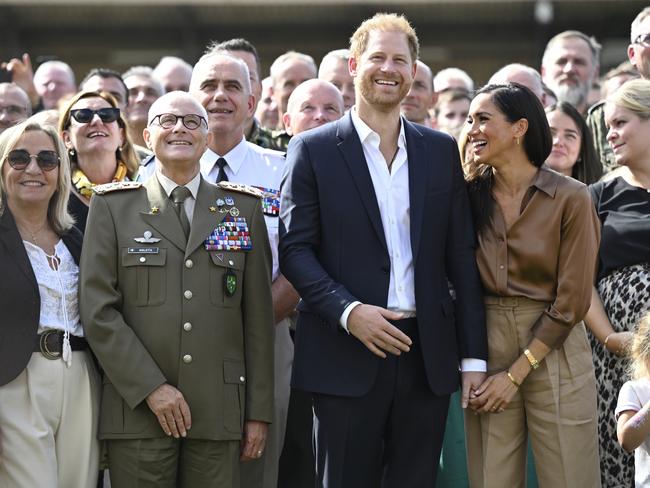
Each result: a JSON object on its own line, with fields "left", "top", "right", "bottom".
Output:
{"left": 200, "top": 138, "right": 285, "bottom": 280}
{"left": 350, "top": 107, "right": 414, "bottom": 314}
{"left": 476, "top": 166, "right": 600, "bottom": 348}
{"left": 156, "top": 169, "right": 201, "bottom": 223}
{"left": 342, "top": 108, "right": 485, "bottom": 372}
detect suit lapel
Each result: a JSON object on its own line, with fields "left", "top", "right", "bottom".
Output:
{"left": 336, "top": 113, "right": 388, "bottom": 253}
{"left": 185, "top": 178, "right": 218, "bottom": 258}
{"left": 405, "top": 120, "right": 427, "bottom": 264}
{"left": 0, "top": 209, "right": 38, "bottom": 291}
{"left": 139, "top": 177, "right": 187, "bottom": 251}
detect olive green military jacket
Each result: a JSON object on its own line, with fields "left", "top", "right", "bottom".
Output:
{"left": 79, "top": 175, "right": 274, "bottom": 441}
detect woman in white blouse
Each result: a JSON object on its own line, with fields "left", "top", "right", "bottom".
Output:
{"left": 0, "top": 118, "right": 100, "bottom": 488}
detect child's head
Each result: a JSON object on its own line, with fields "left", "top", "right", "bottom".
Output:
{"left": 630, "top": 313, "right": 650, "bottom": 380}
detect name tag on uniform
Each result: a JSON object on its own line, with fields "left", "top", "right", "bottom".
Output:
{"left": 127, "top": 247, "right": 160, "bottom": 254}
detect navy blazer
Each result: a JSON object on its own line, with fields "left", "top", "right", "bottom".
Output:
{"left": 279, "top": 113, "right": 487, "bottom": 397}
{"left": 0, "top": 208, "right": 83, "bottom": 386}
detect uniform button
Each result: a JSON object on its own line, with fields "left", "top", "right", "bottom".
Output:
{"left": 182, "top": 354, "right": 192, "bottom": 364}
{"left": 239, "top": 376, "right": 245, "bottom": 383}
{"left": 228, "top": 260, "right": 234, "bottom": 266}
{"left": 499, "top": 265, "right": 505, "bottom": 270}
{"left": 185, "top": 259, "right": 194, "bottom": 269}
{"left": 183, "top": 322, "right": 192, "bottom": 332}
{"left": 381, "top": 266, "right": 390, "bottom": 274}
{"left": 139, "top": 256, "right": 146, "bottom": 263}
{"left": 184, "top": 290, "right": 193, "bottom": 300}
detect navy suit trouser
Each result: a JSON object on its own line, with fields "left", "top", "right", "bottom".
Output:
{"left": 312, "top": 318, "right": 451, "bottom": 488}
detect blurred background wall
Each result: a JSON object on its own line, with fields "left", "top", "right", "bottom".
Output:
{"left": 0, "top": 0, "right": 644, "bottom": 84}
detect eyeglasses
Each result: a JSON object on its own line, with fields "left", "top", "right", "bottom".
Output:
{"left": 70, "top": 107, "right": 120, "bottom": 124}
{"left": 634, "top": 33, "right": 650, "bottom": 47}
{"left": 6, "top": 149, "right": 60, "bottom": 171}
{"left": 149, "top": 113, "right": 207, "bottom": 130}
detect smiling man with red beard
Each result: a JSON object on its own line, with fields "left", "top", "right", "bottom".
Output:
{"left": 280, "top": 12, "right": 487, "bottom": 488}
{"left": 80, "top": 91, "right": 275, "bottom": 488}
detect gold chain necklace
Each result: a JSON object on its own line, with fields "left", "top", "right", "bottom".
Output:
{"left": 18, "top": 221, "right": 48, "bottom": 248}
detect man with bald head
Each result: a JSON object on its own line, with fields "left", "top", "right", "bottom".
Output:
{"left": 80, "top": 90, "right": 274, "bottom": 487}
{"left": 318, "top": 49, "right": 355, "bottom": 112}
{"left": 433, "top": 67, "right": 474, "bottom": 94}
{"left": 33, "top": 60, "right": 76, "bottom": 110}
{"left": 0, "top": 83, "right": 31, "bottom": 133}
{"left": 268, "top": 52, "right": 317, "bottom": 150}
{"left": 283, "top": 79, "right": 344, "bottom": 136}
{"left": 153, "top": 56, "right": 193, "bottom": 92}
{"left": 190, "top": 52, "right": 299, "bottom": 488}
{"left": 488, "top": 63, "right": 547, "bottom": 105}
{"left": 401, "top": 59, "right": 435, "bottom": 125}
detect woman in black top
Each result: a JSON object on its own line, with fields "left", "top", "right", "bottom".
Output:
{"left": 585, "top": 78, "right": 650, "bottom": 487}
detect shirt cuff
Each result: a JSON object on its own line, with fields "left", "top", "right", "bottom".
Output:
{"left": 339, "top": 301, "right": 362, "bottom": 333}
{"left": 461, "top": 358, "right": 487, "bottom": 372}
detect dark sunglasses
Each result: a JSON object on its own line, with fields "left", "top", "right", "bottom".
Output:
{"left": 70, "top": 107, "right": 120, "bottom": 124}
{"left": 6, "top": 149, "right": 60, "bottom": 171}
{"left": 149, "top": 113, "right": 207, "bottom": 130}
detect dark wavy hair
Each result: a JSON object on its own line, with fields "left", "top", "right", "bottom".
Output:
{"left": 545, "top": 102, "right": 602, "bottom": 184}
{"left": 466, "top": 83, "right": 552, "bottom": 234}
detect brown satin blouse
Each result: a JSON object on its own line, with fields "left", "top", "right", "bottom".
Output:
{"left": 476, "top": 167, "right": 601, "bottom": 349}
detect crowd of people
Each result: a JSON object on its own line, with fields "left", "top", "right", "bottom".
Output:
{"left": 0, "top": 6, "right": 649, "bottom": 488}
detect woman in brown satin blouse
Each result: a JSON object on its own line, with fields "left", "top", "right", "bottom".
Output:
{"left": 463, "top": 83, "right": 601, "bottom": 488}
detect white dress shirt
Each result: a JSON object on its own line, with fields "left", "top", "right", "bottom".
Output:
{"left": 200, "top": 138, "right": 285, "bottom": 281}
{"left": 341, "top": 108, "right": 485, "bottom": 373}
{"left": 156, "top": 169, "right": 201, "bottom": 223}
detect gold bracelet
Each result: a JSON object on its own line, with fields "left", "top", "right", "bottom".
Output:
{"left": 524, "top": 349, "right": 539, "bottom": 370}
{"left": 507, "top": 371, "right": 521, "bottom": 388}
{"left": 604, "top": 333, "right": 614, "bottom": 350}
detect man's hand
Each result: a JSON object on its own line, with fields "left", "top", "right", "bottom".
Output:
{"left": 146, "top": 384, "right": 192, "bottom": 438}
{"left": 240, "top": 420, "right": 269, "bottom": 462}
{"left": 461, "top": 371, "right": 487, "bottom": 409}
{"left": 2, "top": 53, "right": 38, "bottom": 106}
{"left": 347, "top": 304, "right": 411, "bottom": 358}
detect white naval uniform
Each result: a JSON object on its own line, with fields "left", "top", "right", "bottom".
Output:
{"left": 201, "top": 139, "right": 292, "bottom": 488}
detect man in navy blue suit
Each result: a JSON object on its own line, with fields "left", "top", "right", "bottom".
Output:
{"left": 279, "top": 13, "right": 487, "bottom": 488}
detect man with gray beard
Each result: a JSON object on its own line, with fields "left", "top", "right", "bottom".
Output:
{"left": 541, "top": 30, "right": 600, "bottom": 115}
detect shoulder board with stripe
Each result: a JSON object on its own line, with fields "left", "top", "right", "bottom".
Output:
{"left": 217, "top": 181, "right": 264, "bottom": 198}
{"left": 92, "top": 181, "right": 143, "bottom": 195}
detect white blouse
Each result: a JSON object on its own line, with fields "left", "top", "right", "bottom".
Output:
{"left": 24, "top": 239, "right": 84, "bottom": 338}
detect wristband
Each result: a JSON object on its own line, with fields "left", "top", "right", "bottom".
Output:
{"left": 524, "top": 349, "right": 539, "bottom": 370}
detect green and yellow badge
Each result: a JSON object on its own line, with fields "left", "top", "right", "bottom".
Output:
{"left": 224, "top": 268, "right": 237, "bottom": 297}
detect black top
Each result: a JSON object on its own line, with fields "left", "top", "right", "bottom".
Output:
{"left": 68, "top": 191, "right": 89, "bottom": 234}
{"left": 589, "top": 176, "right": 650, "bottom": 281}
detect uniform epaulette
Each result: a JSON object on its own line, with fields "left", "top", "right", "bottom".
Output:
{"left": 92, "top": 181, "right": 142, "bottom": 195}
{"left": 218, "top": 181, "right": 264, "bottom": 198}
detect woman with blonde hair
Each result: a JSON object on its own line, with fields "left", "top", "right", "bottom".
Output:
{"left": 59, "top": 90, "right": 139, "bottom": 231}
{"left": 585, "top": 78, "right": 650, "bottom": 487}
{"left": 0, "top": 118, "right": 100, "bottom": 487}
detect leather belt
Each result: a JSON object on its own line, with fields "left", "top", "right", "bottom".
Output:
{"left": 34, "top": 330, "right": 89, "bottom": 360}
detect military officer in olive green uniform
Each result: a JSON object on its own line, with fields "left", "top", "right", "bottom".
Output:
{"left": 80, "top": 91, "right": 274, "bottom": 488}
